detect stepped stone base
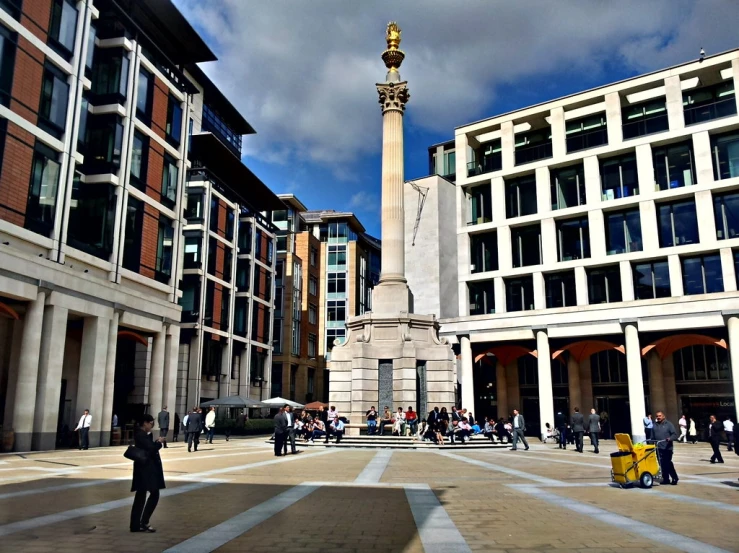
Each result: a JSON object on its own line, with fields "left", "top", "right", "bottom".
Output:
{"left": 268, "top": 434, "right": 511, "bottom": 450}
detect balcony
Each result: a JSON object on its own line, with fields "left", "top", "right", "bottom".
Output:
{"left": 467, "top": 153, "right": 502, "bottom": 177}
{"left": 566, "top": 127, "right": 608, "bottom": 153}
{"left": 515, "top": 141, "right": 552, "bottom": 165}
{"left": 622, "top": 112, "right": 668, "bottom": 139}
{"left": 684, "top": 96, "right": 737, "bottom": 126}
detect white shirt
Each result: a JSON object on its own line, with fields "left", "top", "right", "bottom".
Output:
{"left": 513, "top": 415, "right": 521, "bottom": 428}
{"left": 679, "top": 418, "right": 687, "bottom": 428}
{"left": 76, "top": 414, "right": 91, "bottom": 430}
{"left": 724, "top": 420, "right": 734, "bottom": 432}
{"left": 285, "top": 412, "right": 293, "bottom": 427}
{"left": 112, "top": 415, "right": 118, "bottom": 427}
{"left": 205, "top": 411, "right": 216, "bottom": 428}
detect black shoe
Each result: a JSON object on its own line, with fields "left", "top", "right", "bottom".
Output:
{"left": 660, "top": 480, "right": 670, "bottom": 485}
{"left": 718, "top": 460, "right": 724, "bottom": 463}
{"left": 275, "top": 453, "right": 282, "bottom": 457}
{"left": 525, "top": 447, "right": 529, "bottom": 451}
{"left": 140, "top": 525, "right": 156, "bottom": 533}
{"left": 130, "top": 528, "right": 142, "bottom": 533}
{"left": 671, "top": 479, "right": 679, "bottom": 485}
{"left": 710, "top": 459, "right": 716, "bottom": 464}
{"left": 594, "top": 450, "right": 599, "bottom": 454}
{"left": 188, "top": 448, "right": 191, "bottom": 452}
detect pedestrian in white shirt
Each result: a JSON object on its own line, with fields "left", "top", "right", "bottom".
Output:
{"left": 75, "top": 409, "right": 92, "bottom": 450}
{"left": 205, "top": 407, "right": 216, "bottom": 444}
{"left": 678, "top": 415, "right": 688, "bottom": 443}
{"left": 723, "top": 417, "right": 734, "bottom": 452}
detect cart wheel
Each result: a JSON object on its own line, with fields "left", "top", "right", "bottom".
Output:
{"left": 640, "top": 472, "right": 653, "bottom": 489}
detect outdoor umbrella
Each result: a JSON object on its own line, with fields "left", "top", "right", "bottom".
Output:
{"left": 261, "top": 396, "right": 305, "bottom": 409}
{"left": 199, "top": 396, "right": 269, "bottom": 409}
{"left": 304, "top": 401, "right": 328, "bottom": 410}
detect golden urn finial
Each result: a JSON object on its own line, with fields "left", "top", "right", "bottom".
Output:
{"left": 382, "top": 21, "right": 405, "bottom": 75}
{"left": 386, "top": 22, "right": 401, "bottom": 50}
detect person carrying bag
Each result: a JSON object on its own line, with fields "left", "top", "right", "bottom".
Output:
{"left": 126, "top": 414, "right": 166, "bottom": 533}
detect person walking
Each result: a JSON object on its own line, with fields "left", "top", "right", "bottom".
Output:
{"left": 688, "top": 417, "right": 697, "bottom": 444}
{"left": 273, "top": 407, "right": 288, "bottom": 456}
{"left": 708, "top": 415, "right": 724, "bottom": 464}
{"left": 678, "top": 415, "right": 688, "bottom": 443}
{"left": 643, "top": 413, "right": 654, "bottom": 441}
{"left": 157, "top": 406, "right": 169, "bottom": 448}
{"left": 510, "top": 409, "right": 529, "bottom": 451}
{"left": 186, "top": 407, "right": 202, "bottom": 452}
{"left": 587, "top": 408, "right": 601, "bottom": 454}
{"left": 172, "top": 412, "right": 180, "bottom": 442}
{"left": 205, "top": 406, "right": 216, "bottom": 444}
{"left": 182, "top": 410, "right": 190, "bottom": 446}
{"left": 555, "top": 410, "right": 568, "bottom": 450}
{"left": 571, "top": 407, "right": 585, "bottom": 453}
{"left": 723, "top": 416, "right": 734, "bottom": 452}
{"left": 653, "top": 411, "right": 678, "bottom": 485}
{"left": 129, "top": 414, "right": 165, "bottom": 533}
{"left": 74, "top": 409, "right": 92, "bottom": 450}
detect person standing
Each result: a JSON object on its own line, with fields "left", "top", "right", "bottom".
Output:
{"left": 284, "top": 405, "right": 298, "bottom": 454}
{"left": 205, "top": 406, "right": 216, "bottom": 444}
{"left": 653, "top": 411, "right": 678, "bottom": 485}
{"left": 130, "top": 414, "right": 165, "bottom": 533}
{"left": 182, "top": 410, "right": 190, "bottom": 446}
{"left": 510, "top": 409, "right": 529, "bottom": 451}
{"left": 571, "top": 407, "right": 585, "bottom": 453}
{"left": 643, "top": 413, "right": 654, "bottom": 441}
{"left": 554, "top": 410, "right": 567, "bottom": 450}
{"left": 323, "top": 406, "right": 335, "bottom": 443}
{"left": 688, "top": 417, "right": 697, "bottom": 444}
{"left": 708, "top": 415, "right": 724, "bottom": 464}
{"left": 157, "top": 406, "right": 169, "bottom": 448}
{"left": 587, "top": 408, "right": 600, "bottom": 454}
{"left": 273, "top": 407, "right": 288, "bottom": 456}
{"left": 172, "top": 413, "right": 180, "bottom": 442}
{"left": 186, "top": 407, "right": 202, "bottom": 453}
{"left": 723, "top": 416, "right": 734, "bottom": 452}
{"left": 74, "top": 409, "right": 92, "bottom": 450}
{"left": 678, "top": 415, "right": 688, "bottom": 443}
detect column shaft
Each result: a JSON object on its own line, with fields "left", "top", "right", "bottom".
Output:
{"left": 579, "top": 357, "right": 594, "bottom": 411}
{"left": 186, "top": 334, "right": 202, "bottom": 410}
{"left": 624, "top": 324, "right": 647, "bottom": 442}
{"left": 661, "top": 354, "right": 679, "bottom": 423}
{"left": 100, "top": 312, "right": 119, "bottom": 447}
{"left": 12, "top": 291, "right": 46, "bottom": 452}
{"left": 647, "top": 352, "right": 665, "bottom": 414}
{"left": 536, "top": 330, "right": 554, "bottom": 442}
{"left": 3, "top": 319, "right": 24, "bottom": 432}
{"left": 379, "top": 109, "right": 405, "bottom": 282}
{"left": 459, "top": 336, "right": 473, "bottom": 410}
{"left": 567, "top": 355, "right": 581, "bottom": 410}
{"left": 76, "top": 316, "right": 109, "bottom": 447}
{"left": 506, "top": 361, "right": 520, "bottom": 414}
{"left": 148, "top": 328, "right": 166, "bottom": 416}
{"left": 495, "top": 360, "right": 508, "bottom": 420}
{"left": 162, "top": 324, "right": 180, "bottom": 440}
{"left": 727, "top": 317, "right": 739, "bottom": 423}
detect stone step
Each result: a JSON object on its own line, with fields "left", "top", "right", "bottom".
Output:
{"left": 266, "top": 437, "right": 510, "bottom": 450}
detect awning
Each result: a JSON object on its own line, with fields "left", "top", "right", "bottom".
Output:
{"left": 261, "top": 397, "right": 305, "bottom": 409}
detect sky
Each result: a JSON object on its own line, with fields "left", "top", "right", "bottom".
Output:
{"left": 173, "top": 0, "right": 739, "bottom": 238}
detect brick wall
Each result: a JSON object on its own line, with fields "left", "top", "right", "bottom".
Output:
{"left": 151, "top": 77, "right": 168, "bottom": 140}
{"left": 0, "top": 122, "right": 34, "bottom": 227}
{"left": 217, "top": 201, "right": 227, "bottom": 235}
{"left": 11, "top": 37, "right": 45, "bottom": 125}
{"left": 215, "top": 241, "right": 225, "bottom": 280}
{"left": 21, "top": 0, "right": 52, "bottom": 41}
{"left": 146, "top": 142, "right": 164, "bottom": 203}
{"left": 139, "top": 204, "right": 160, "bottom": 279}
{"left": 212, "top": 283, "right": 223, "bottom": 329}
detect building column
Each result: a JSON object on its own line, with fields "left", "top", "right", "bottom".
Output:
{"left": 567, "top": 354, "right": 581, "bottom": 411}
{"left": 100, "top": 312, "right": 119, "bottom": 447}
{"left": 496, "top": 360, "right": 508, "bottom": 420}
{"left": 12, "top": 291, "right": 46, "bottom": 452}
{"left": 727, "top": 317, "right": 739, "bottom": 423}
{"left": 148, "top": 328, "right": 166, "bottom": 417}
{"left": 32, "top": 304, "right": 68, "bottom": 451}
{"left": 579, "top": 357, "right": 594, "bottom": 412}
{"left": 459, "top": 335, "right": 473, "bottom": 410}
{"left": 661, "top": 353, "right": 679, "bottom": 424}
{"left": 186, "top": 333, "right": 202, "bottom": 410}
{"left": 162, "top": 324, "right": 180, "bottom": 440}
{"left": 536, "top": 330, "right": 554, "bottom": 441}
{"left": 624, "top": 324, "right": 647, "bottom": 442}
{"left": 647, "top": 351, "right": 665, "bottom": 415}
{"left": 76, "top": 316, "right": 110, "bottom": 448}
{"left": 505, "top": 361, "right": 519, "bottom": 415}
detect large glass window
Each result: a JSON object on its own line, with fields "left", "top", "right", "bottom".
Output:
{"left": 622, "top": 99, "right": 668, "bottom": 139}
{"left": 658, "top": 199, "right": 699, "bottom": 247}
{"left": 90, "top": 48, "right": 129, "bottom": 104}
{"left": 0, "top": 0, "right": 22, "bottom": 19}
{"left": 25, "top": 143, "right": 60, "bottom": 237}
{"left": 587, "top": 266, "right": 622, "bottom": 304}
{"left": 441, "top": 149, "right": 456, "bottom": 178}
{"left": 674, "top": 345, "right": 730, "bottom": 381}
{"left": 81, "top": 115, "right": 123, "bottom": 174}
{"left": 326, "top": 328, "right": 346, "bottom": 354}
{"left": 468, "top": 139, "right": 501, "bottom": 176}
{"left": 179, "top": 275, "right": 200, "bottom": 323}
{"left": 470, "top": 231, "right": 497, "bottom": 273}
{"left": 327, "top": 271, "right": 346, "bottom": 297}
{"left": 683, "top": 81, "right": 736, "bottom": 126}
{"left": 505, "top": 276, "right": 534, "bottom": 312}
{"left": 39, "top": 64, "right": 69, "bottom": 138}
{"left": 48, "top": 0, "right": 77, "bottom": 57}
{"left": 161, "top": 154, "right": 178, "bottom": 208}
{"left": 166, "top": 95, "right": 182, "bottom": 146}
{"left": 633, "top": 260, "right": 671, "bottom": 300}
{"left": 600, "top": 153, "right": 638, "bottom": 200}
{"left": 129, "top": 131, "right": 148, "bottom": 188}
{"left": 467, "top": 183, "right": 492, "bottom": 225}
{"left": 713, "top": 191, "right": 739, "bottom": 240}
{"left": 681, "top": 254, "right": 723, "bottom": 295}
{"left": 236, "top": 258, "right": 250, "bottom": 290}
{"left": 566, "top": 113, "right": 607, "bottom": 153}
{"left": 309, "top": 275, "right": 318, "bottom": 296}
{"left": 122, "top": 196, "right": 143, "bottom": 271}
{"left": 468, "top": 279, "right": 495, "bottom": 315}
{"left": 551, "top": 163, "right": 586, "bottom": 210}
{"left": 66, "top": 178, "right": 115, "bottom": 259}
{"left": 155, "top": 216, "right": 174, "bottom": 283}
{"left": 136, "top": 68, "right": 152, "bottom": 122}
{"left": 515, "top": 128, "right": 552, "bottom": 165}
{"left": 184, "top": 191, "right": 203, "bottom": 222}
{"left": 183, "top": 232, "right": 202, "bottom": 269}
{"left": 0, "top": 25, "right": 17, "bottom": 107}
{"left": 511, "top": 224, "right": 541, "bottom": 267}
{"left": 605, "top": 209, "right": 642, "bottom": 255}
{"left": 591, "top": 350, "right": 627, "bottom": 384}
{"left": 308, "top": 303, "right": 317, "bottom": 325}
{"left": 327, "top": 300, "right": 346, "bottom": 323}
{"left": 327, "top": 244, "right": 346, "bottom": 268}
{"left": 711, "top": 130, "right": 739, "bottom": 181}
{"left": 545, "top": 271, "right": 576, "bottom": 308}
{"left": 653, "top": 141, "right": 695, "bottom": 190}
{"left": 505, "top": 174, "right": 537, "bottom": 218}
{"left": 85, "top": 23, "right": 95, "bottom": 76}
{"left": 202, "top": 103, "right": 242, "bottom": 156}
{"left": 238, "top": 221, "right": 252, "bottom": 253}
{"left": 557, "top": 217, "right": 590, "bottom": 261}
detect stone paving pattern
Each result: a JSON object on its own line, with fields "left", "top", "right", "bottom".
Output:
{"left": 0, "top": 436, "right": 737, "bottom": 552}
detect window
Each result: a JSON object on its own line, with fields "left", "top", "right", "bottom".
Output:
{"left": 545, "top": 271, "right": 576, "bottom": 308}
{"left": 25, "top": 143, "right": 60, "bottom": 237}
{"left": 308, "top": 303, "right": 317, "bottom": 324}
{"left": 231, "top": 296, "right": 247, "bottom": 335}
{"left": 129, "top": 131, "right": 148, "bottom": 188}
{"left": 557, "top": 217, "right": 590, "bottom": 261}
{"left": 518, "top": 355, "right": 538, "bottom": 387}
{"left": 505, "top": 276, "right": 534, "bottom": 312}
{"left": 136, "top": 68, "right": 152, "bottom": 122}
{"left": 183, "top": 232, "right": 202, "bottom": 269}
{"left": 653, "top": 141, "right": 695, "bottom": 190}
{"left": 683, "top": 81, "right": 736, "bottom": 126}
{"left": 327, "top": 300, "right": 346, "bottom": 323}
{"left": 203, "top": 280, "right": 215, "bottom": 324}
{"left": 0, "top": 0, "right": 21, "bottom": 19}
{"left": 154, "top": 217, "right": 174, "bottom": 283}
{"left": 274, "top": 284, "right": 283, "bottom": 318}
{"left": 511, "top": 224, "right": 541, "bottom": 267}
{"left": 711, "top": 130, "right": 739, "bottom": 181}
{"left": 81, "top": 115, "right": 123, "bottom": 174}
{"left": 275, "top": 235, "right": 287, "bottom": 253}
{"left": 469, "top": 280, "right": 495, "bottom": 315}
{"left": 90, "top": 48, "right": 129, "bottom": 104}
{"left": 658, "top": 200, "right": 699, "bottom": 247}
{"left": 327, "top": 244, "right": 346, "bottom": 268}
{"left": 49, "top": 0, "right": 77, "bottom": 57}
{"left": 470, "top": 231, "right": 498, "bottom": 273}
{"left": 161, "top": 154, "right": 178, "bottom": 208}
{"left": 165, "top": 95, "right": 182, "bottom": 146}
{"left": 291, "top": 321, "right": 300, "bottom": 355}
{"left": 184, "top": 191, "right": 204, "bottom": 222}
{"left": 551, "top": 163, "right": 586, "bottom": 210}
{"left": 309, "top": 275, "right": 318, "bottom": 296}
{"left": 622, "top": 99, "right": 668, "bottom": 139}
{"left": 505, "top": 174, "right": 537, "bottom": 218}
{"left": 591, "top": 350, "right": 627, "bottom": 384}
{"left": 77, "top": 96, "right": 88, "bottom": 149}
{"left": 85, "top": 23, "right": 95, "bottom": 75}
{"left": 468, "top": 139, "right": 502, "bottom": 176}
{"left": 441, "top": 149, "right": 456, "bottom": 178}
{"left": 225, "top": 209, "right": 235, "bottom": 241}
{"left": 202, "top": 103, "right": 242, "bottom": 156}
{"left": 220, "top": 288, "right": 230, "bottom": 332}
{"left": 326, "top": 328, "right": 346, "bottom": 352}
{"left": 223, "top": 249, "right": 233, "bottom": 284}
{"left": 308, "top": 368, "right": 315, "bottom": 398}
{"left": 600, "top": 153, "right": 638, "bottom": 200}
{"left": 179, "top": 275, "right": 200, "bottom": 322}
{"left": 272, "top": 321, "right": 282, "bottom": 354}
{"left": 309, "top": 246, "right": 318, "bottom": 266}
{"left": 308, "top": 333, "right": 317, "bottom": 358}
{"left": 605, "top": 209, "right": 642, "bottom": 255}
{"left": 467, "top": 184, "right": 492, "bottom": 224}
{"left": 207, "top": 236, "right": 217, "bottom": 276}
{"left": 292, "top": 262, "right": 301, "bottom": 321}
{"left": 39, "top": 64, "right": 69, "bottom": 138}
{"left": 327, "top": 271, "right": 346, "bottom": 297}
{"left": 514, "top": 129, "right": 552, "bottom": 165}
{"left": 236, "top": 258, "right": 250, "bottom": 290}
{"left": 587, "top": 266, "right": 621, "bottom": 304}
{"left": 0, "top": 25, "right": 17, "bottom": 107}
{"left": 122, "top": 196, "right": 143, "bottom": 271}
{"left": 681, "top": 254, "right": 723, "bottom": 295}
{"left": 238, "top": 221, "right": 252, "bottom": 252}
{"left": 566, "top": 113, "right": 607, "bottom": 153}
{"left": 713, "top": 191, "right": 739, "bottom": 240}
{"left": 633, "top": 260, "right": 671, "bottom": 300}
{"left": 674, "top": 345, "right": 730, "bottom": 381}
{"left": 67, "top": 178, "right": 115, "bottom": 259}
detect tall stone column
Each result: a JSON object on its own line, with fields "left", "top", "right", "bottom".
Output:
{"left": 647, "top": 351, "right": 665, "bottom": 414}
{"left": 662, "top": 354, "right": 679, "bottom": 423}
{"left": 32, "top": 304, "right": 68, "bottom": 451}
{"left": 506, "top": 361, "right": 519, "bottom": 414}
{"left": 579, "top": 356, "right": 594, "bottom": 412}
{"left": 624, "top": 324, "right": 647, "bottom": 442}
{"left": 162, "top": 324, "right": 180, "bottom": 440}
{"left": 536, "top": 330, "right": 554, "bottom": 441}
{"left": 77, "top": 316, "right": 109, "bottom": 447}
{"left": 148, "top": 328, "right": 166, "bottom": 417}
{"left": 459, "top": 336, "right": 473, "bottom": 410}
{"left": 727, "top": 317, "right": 739, "bottom": 423}
{"left": 12, "top": 291, "right": 46, "bottom": 452}
{"left": 495, "top": 360, "right": 508, "bottom": 420}
{"left": 566, "top": 354, "right": 581, "bottom": 410}
{"left": 100, "top": 312, "right": 119, "bottom": 447}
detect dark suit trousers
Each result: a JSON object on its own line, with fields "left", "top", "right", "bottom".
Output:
{"left": 130, "top": 490, "right": 159, "bottom": 529}
{"left": 79, "top": 427, "right": 89, "bottom": 449}
{"left": 511, "top": 428, "right": 528, "bottom": 449}
{"left": 159, "top": 428, "right": 168, "bottom": 447}
{"left": 558, "top": 426, "right": 567, "bottom": 448}
{"left": 274, "top": 432, "right": 286, "bottom": 455}
{"left": 187, "top": 431, "right": 199, "bottom": 451}
{"left": 710, "top": 439, "right": 724, "bottom": 463}
{"left": 658, "top": 448, "right": 678, "bottom": 482}
{"left": 574, "top": 431, "right": 584, "bottom": 452}
{"left": 589, "top": 431, "right": 599, "bottom": 451}
{"left": 287, "top": 428, "right": 296, "bottom": 452}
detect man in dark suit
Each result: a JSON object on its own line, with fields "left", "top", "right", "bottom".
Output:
{"left": 587, "top": 408, "right": 600, "bottom": 454}
{"left": 555, "top": 410, "right": 567, "bottom": 449}
{"left": 186, "top": 407, "right": 202, "bottom": 453}
{"left": 157, "top": 406, "right": 169, "bottom": 448}
{"left": 274, "top": 408, "right": 288, "bottom": 456}
{"left": 511, "top": 409, "right": 529, "bottom": 451}
{"left": 708, "top": 415, "right": 724, "bottom": 464}
{"left": 571, "top": 407, "right": 585, "bottom": 453}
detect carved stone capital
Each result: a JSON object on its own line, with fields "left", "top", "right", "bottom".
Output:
{"left": 376, "top": 81, "right": 409, "bottom": 114}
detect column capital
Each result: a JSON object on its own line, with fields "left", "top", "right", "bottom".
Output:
{"left": 376, "top": 81, "right": 409, "bottom": 114}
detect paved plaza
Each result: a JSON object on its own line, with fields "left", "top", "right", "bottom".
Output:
{"left": 0, "top": 437, "right": 738, "bottom": 552}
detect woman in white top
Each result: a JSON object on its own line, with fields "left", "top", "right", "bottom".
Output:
{"left": 688, "top": 418, "right": 697, "bottom": 444}
{"left": 393, "top": 407, "right": 406, "bottom": 436}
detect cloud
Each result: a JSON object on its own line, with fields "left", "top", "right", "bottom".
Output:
{"left": 348, "top": 190, "right": 379, "bottom": 212}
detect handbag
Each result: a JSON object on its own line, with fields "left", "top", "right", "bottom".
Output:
{"left": 123, "top": 445, "right": 149, "bottom": 463}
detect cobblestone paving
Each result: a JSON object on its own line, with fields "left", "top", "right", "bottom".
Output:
{"left": 0, "top": 437, "right": 737, "bottom": 552}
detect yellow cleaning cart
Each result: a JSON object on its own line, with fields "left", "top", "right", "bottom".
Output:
{"left": 610, "top": 433, "right": 661, "bottom": 488}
